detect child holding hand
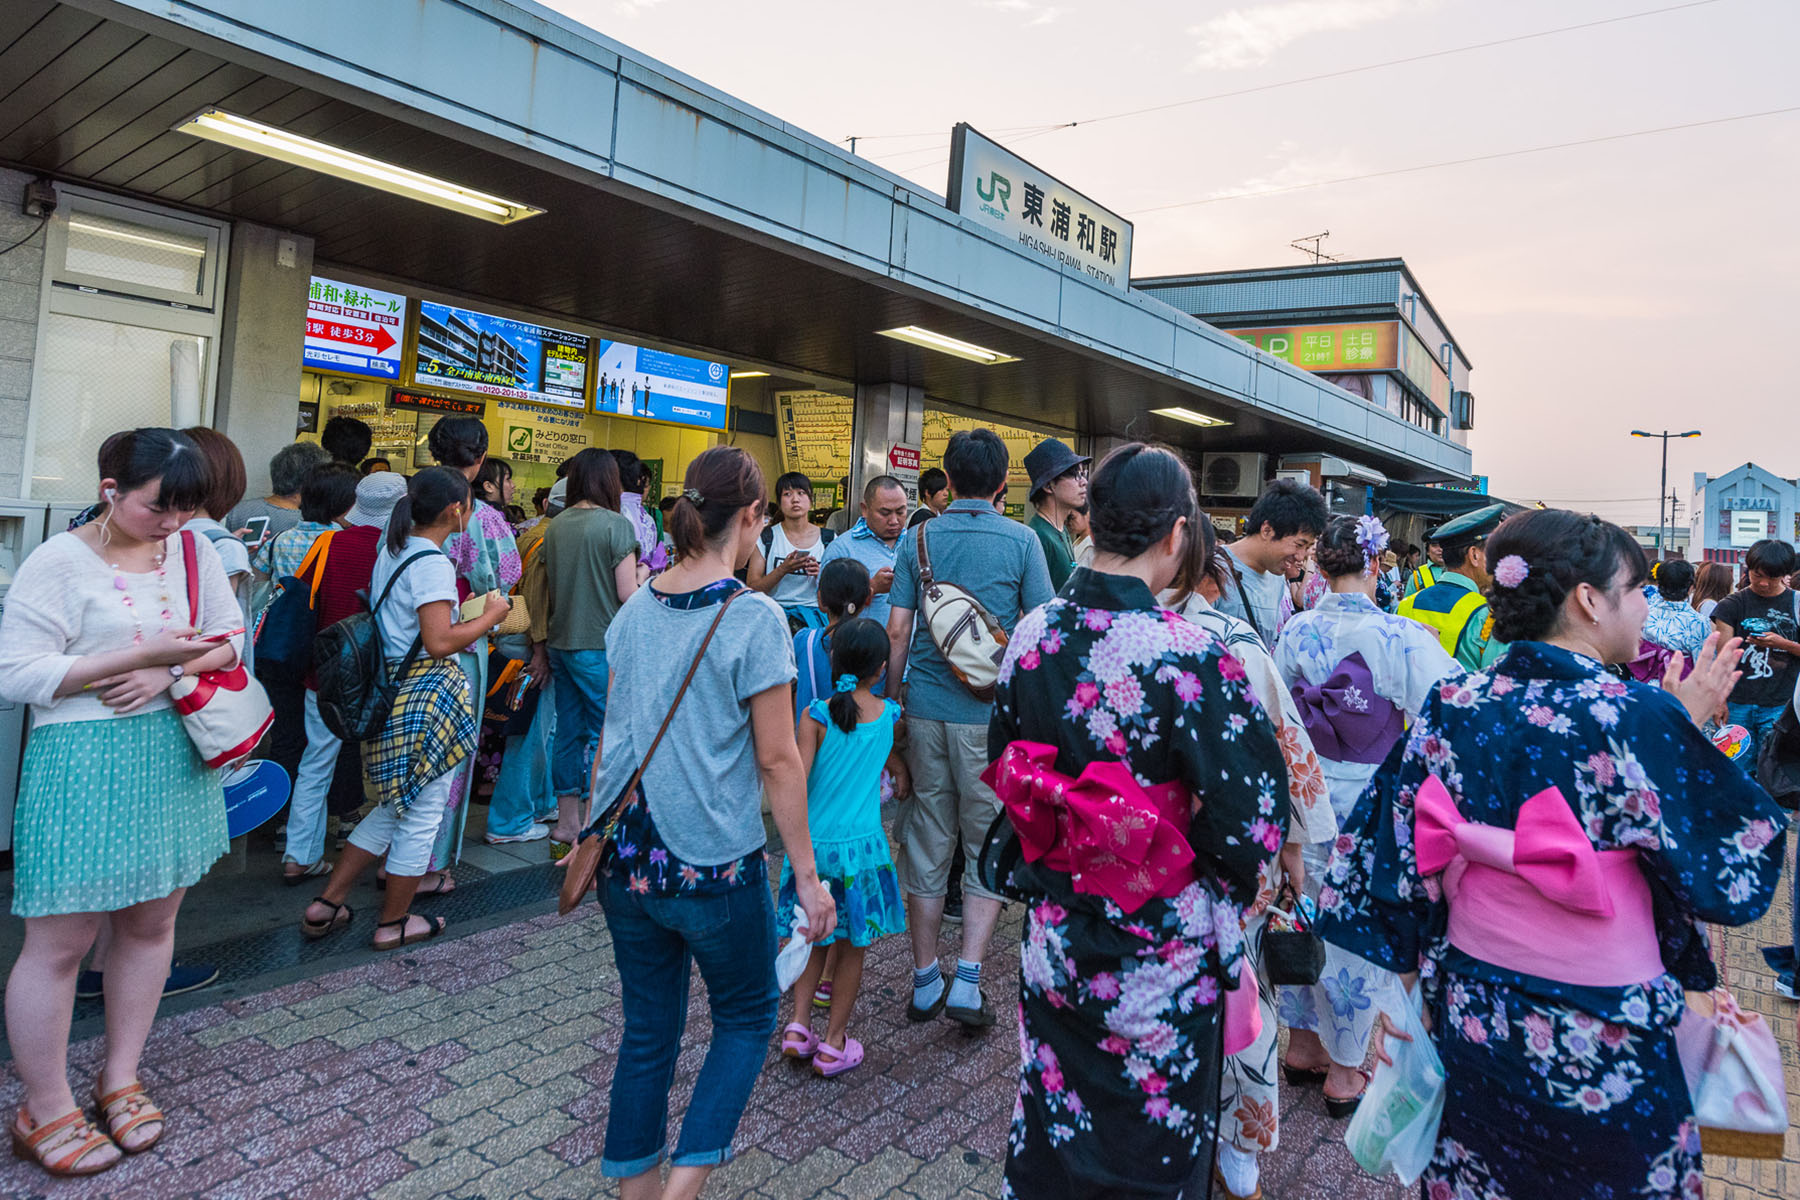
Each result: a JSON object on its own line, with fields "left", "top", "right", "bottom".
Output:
{"left": 777, "top": 618, "right": 906, "bottom": 1076}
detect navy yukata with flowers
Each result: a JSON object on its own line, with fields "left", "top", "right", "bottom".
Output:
{"left": 1316, "top": 641, "right": 1787, "bottom": 1199}
{"left": 987, "top": 569, "right": 1287, "bottom": 1199}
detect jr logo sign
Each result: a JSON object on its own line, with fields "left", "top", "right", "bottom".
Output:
{"left": 975, "top": 171, "right": 1011, "bottom": 216}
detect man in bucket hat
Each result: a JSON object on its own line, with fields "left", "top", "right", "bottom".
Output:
{"left": 1023, "top": 438, "right": 1089, "bottom": 592}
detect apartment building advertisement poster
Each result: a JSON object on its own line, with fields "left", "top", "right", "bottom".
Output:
{"left": 415, "top": 300, "right": 590, "bottom": 409}
{"left": 304, "top": 276, "right": 407, "bottom": 380}
{"left": 592, "top": 339, "right": 729, "bottom": 431}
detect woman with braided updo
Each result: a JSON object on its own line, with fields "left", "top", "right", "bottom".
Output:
{"left": 984, "top": 443, "right": 1287, "bottom": 1198}
{"left": 1316, "top": 509, "right": 1784, "bottom": 1198}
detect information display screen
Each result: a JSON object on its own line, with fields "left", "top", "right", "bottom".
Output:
{"left": 592, "top": 338, "right": 729, "bottom": 431}
{"left": 415, "top": 301, "right": 590, "bottom": 410}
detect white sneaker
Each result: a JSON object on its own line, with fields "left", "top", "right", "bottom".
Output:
{"left": 485, "top": 824, "right": 551, "bottom": 845}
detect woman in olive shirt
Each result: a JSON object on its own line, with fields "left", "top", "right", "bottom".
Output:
{"left": 527, "top": 449, "right": 639, "bottom": 850}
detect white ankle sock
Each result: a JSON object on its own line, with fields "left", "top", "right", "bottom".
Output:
{"left": 1217, "top": 1142, "right": 1259, "bottom": 1196}
{"left": 946, "top": 958, "right": 982, "bottom": 1009}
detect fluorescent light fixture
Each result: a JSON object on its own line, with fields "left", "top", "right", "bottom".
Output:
{"left": 1152, "top": 406, "right": 1232, "bottom": 428}
{"left": 68, "top": 218, "right": 206, "bottom": 257}
{"left": 173, "top": 109, "right": 544, "bottom": 224}
{"left": 729, "top": 371, "right": 770, "bottom": 380}
{"left": 877, "top": 326, "right": 1019, "bottom": 365}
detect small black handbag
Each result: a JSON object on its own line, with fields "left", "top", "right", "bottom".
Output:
{"left": 1261, "top": 882, "right": 1326, "bottom": 986}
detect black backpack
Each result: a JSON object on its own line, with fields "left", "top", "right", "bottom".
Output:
{"left": 760, "top": 524, "right": 834, "bottom": 562}
{"left": 253, "top": 532, "right": 334, "bottom": 684}
{"left": 312, "top": 549, "right": 438, "bottom": 742}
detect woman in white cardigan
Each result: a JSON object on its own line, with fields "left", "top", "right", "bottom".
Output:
{"left": 0, "top": 429, "right": 242, "bottom": 1178}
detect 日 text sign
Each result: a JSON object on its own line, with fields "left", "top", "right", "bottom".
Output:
{"left": 947, "top": 123, "right": 1132, "bottom": 290}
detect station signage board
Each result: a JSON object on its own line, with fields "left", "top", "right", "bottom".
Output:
{"left": 775, "top": 390, "right": 854, "bottom": 483}
{"left": 415, "top": 301, "right": 590, "bottom": 410}
{"left": 388, "top": 388, "right": 485, "bottom": 416}
{"left": 1227, "top": 321, "right": 1400, "bottom": 372}
{"left": 947, "top": 123, "right": 1132, "bottom": 290}
{"left": 304, "top": 276, "right": 406, "bottom": 380}
{"left": 1730, "top": 510, "right": 1770, "bottom": 548}
{"left": 593, "top": 339, "right": 729, "bottom": 431}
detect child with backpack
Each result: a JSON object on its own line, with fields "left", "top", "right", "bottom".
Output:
{"left": 299, "top": 468, "right": 509, "bottom": 950}
{"left": 777, "top": 618, "right": 907, "bottom": 1077}
{"left": 792, "top": 557, "right": 872, "bottom": 719}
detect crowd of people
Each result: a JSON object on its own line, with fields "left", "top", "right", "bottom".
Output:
{"left": 0, "top": 418, "right": 1792, "bottom": 1199}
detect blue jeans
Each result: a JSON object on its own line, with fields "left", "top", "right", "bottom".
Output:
{"left": 486, "top": 696, "right": 556, "bottom": 837}
{"left": 1727, "top": 702, "right": 1785, "bottom": 771}
{"left": 550, "top": 648, "right": 609, "bottom": 799}
{"left": 597, "top": 870, "right": 778, "bottom": 1175}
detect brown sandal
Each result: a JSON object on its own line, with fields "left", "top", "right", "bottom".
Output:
{"left": 93, "top": 1082, "right": 165, "bottom": 1154}
{"left": 300, "top": 897, "right": 352, "bottom": 940}
{"left": 10, "top": 1106, "right": 120, "bottom": 1176}
{"left": 373, "top": 913, "right": 446, "bottom": 951}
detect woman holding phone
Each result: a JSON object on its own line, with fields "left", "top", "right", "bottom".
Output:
{"left": 747, "top": 472, "right": 831, "bottom": 632}
{"left": 0, "top": 429, "right": 245, "bottom": 1176}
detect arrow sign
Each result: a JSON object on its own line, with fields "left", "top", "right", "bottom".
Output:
{"left": 307, "top": 318, "right": 396, "bottom": 355}
{"left": 888, "top": 444, "right": 921, "bottom": 472}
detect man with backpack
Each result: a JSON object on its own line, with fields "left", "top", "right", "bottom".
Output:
{"left": 886, "top": 429, "right": 1053, "bottom": 1029}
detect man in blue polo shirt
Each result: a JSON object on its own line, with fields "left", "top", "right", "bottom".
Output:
{"left": 819, "top": 474, "right": 909, "bottom": 627}
{"left": 887, "top": 429, "right": 1053, "bottom": 1030}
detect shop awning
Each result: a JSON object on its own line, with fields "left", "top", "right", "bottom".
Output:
{"left": 1374, "top": 482, "right": 1519, "bottom": 520}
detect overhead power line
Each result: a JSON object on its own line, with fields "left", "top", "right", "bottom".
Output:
{"left": 862, "top": 0, "right": 1728, "bottom": 168}
{"left": 1126, "top": 104, "right": 1800, "bottom": 213}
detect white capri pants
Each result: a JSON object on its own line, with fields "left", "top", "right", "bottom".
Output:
{"left": 346, "top": 774, "right": 454, "bottom": 877}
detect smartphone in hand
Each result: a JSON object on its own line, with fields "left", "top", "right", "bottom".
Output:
{"left": 244, "top": 515, "right": 271, "bottom": 547}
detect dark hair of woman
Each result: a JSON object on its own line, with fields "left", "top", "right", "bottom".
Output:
{"left": 563, "top": 447, "right": 622, "bottom": 510}
{"left": 181, "top": 426, "right": 248, "bottom": 520}
{"left": 817, "top": 557, "right": 872, "bottom": 627}
{"left": 611, "top": 448, "right": 648, "bottom": 494}
{"left": 1088, "top": 442, "right": 1204, "bottom": 585}
{"left": 426, "top": 416, "right": 488, "bottom": 469}
{"left": 387, "top": 466, "right": 471, "bottom": 554}
{"left": 475, "top": 457, "right": 512, "bottom": 503}
{"left": 667, "top": 446, "right": 766, "bottom": 562}
{"left": 1692, "top": 561, "right": 1734, "bottom": 610}
{"left": 1313, "top": 515, "right": 1371, "bottom": 578}
{"left": 1651, "top": 558, "right": 1695, "bottom": 602}
{"left": 96, "top": 428, "right": 211, "bottom": 513}
{"left": 1484, "top": 509, "right": 1649, "bottom": 644}
{"left": 824, "top": 617, "right": 889, "bottom": 734}
{"left": 774, "top": 471, "right": 814, "bottom": 500}
{"left": 299, "top": 463, "right": 360, "bottom": 524}
{"left": 321, "top": 415, "right": 372, "bottom": 466}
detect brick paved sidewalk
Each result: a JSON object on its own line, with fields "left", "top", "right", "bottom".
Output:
{"left": 0, "top": 854, "right": 1792, "bottom": 1199}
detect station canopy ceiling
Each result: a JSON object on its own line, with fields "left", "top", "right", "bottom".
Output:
{"left": 2, "top": 0, "right": 1440, "bottom": 474}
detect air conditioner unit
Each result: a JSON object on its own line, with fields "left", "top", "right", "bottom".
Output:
{"left": 1200, "top": 452, "right": 1266, "bottom": 500}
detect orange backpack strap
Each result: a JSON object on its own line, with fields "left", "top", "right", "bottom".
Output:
{"left": 300, "top": 531, "right": 335, "bottom": 607}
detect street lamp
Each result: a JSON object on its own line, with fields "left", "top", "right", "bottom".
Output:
{"left": 1629, "top": 429, "right": 1701, "bottom": 556}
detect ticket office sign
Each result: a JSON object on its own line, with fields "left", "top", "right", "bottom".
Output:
{"left": 304, "top": 276, "right": 406, "bottom": 380}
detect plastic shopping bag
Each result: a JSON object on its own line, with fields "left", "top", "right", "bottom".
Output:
{"left": 1345, "top": 986, "right": 1445, "bottom": 1185}
{"left": 774, "top": 907, "right": 812, "bottom": 994}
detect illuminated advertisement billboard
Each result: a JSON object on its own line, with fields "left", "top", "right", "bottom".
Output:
{"left": 415, "top": 301, "right": 589, "bottom": 410}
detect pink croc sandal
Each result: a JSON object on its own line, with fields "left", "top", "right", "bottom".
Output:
{"left": 780, "top": 1022, "right": 818, "bottom": 1060}
{"left": 812, "top": 1036, "right": 864, "bottom": 1078}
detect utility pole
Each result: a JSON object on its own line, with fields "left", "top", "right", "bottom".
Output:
{"left": 1629, "top": 430, "right": 1701, "bottom": 557}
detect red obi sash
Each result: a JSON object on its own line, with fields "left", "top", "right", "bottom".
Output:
{"left": 1414, "top": 776, "right": 1663, "bottom": 988}
{"left": 982, "top": 741, "right": 1197, "bottom": 914}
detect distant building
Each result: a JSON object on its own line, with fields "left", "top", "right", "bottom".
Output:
{"left": 1690, "top": 463, "right": 1799, "bottom": 565}
{"left": 1628, "top": 525, "right": 1690, "bottom": 557}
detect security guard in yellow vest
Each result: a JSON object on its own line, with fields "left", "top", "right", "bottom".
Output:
{"left": 1403, "top": 539, "right": 1443, "bottom": 598}
{"left": 1398, "top": 505, "right": 1509, "bottom": 671}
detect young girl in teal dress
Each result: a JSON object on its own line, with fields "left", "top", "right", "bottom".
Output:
{"left": 777, "top": 618, "right": 907, "bottom": 1077}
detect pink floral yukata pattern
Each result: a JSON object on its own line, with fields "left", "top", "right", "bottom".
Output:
{"left": 1315, "top": 640, "right": 1786, "bottom": 1198}
{"left": 985, "top": 569, "right": 1286, "bottom": 1199}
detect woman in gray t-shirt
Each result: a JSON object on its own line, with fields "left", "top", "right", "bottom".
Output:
{"left": 587, "top": 446, "right": 835, "bottom": 1193}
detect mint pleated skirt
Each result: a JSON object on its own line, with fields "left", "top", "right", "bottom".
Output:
{"left": 12, "top": 709, "right": 229, "bottom": 917}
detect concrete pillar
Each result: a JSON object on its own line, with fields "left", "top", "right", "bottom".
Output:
{"left": 0, "top": 168, "right": 47, "bottom": 499}
{"left": 850, "top": 381, "right": 925, "bottom": 503}
{"left": 215, "top": 222, "right": 314, "bottom": 494}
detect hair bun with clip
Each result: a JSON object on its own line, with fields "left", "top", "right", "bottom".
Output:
{"left": 683, "top": 487, "right": 705, "bottom": 506}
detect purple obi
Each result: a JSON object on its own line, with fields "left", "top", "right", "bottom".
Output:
{"left": 1289, "top": 652, "right": 1404, "bottom": 764}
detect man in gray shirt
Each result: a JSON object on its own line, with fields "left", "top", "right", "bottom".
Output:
{"left": 887, "top": 429, "right": 1053, "bottom": 1029}
{"left": 1212, "top": 478, "right": 1328, "bottom": 647}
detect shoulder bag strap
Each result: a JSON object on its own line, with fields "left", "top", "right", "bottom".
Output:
{"left": 1224, "top": 554, "right": 1268, "bottom": 644}
{"left": 618, "top": 587, "right": 747, "bottom": 803}
{"left": 917, "top": 516, "right": 934, "bottom": 587}
{"left": 804, "top": 628, "right": 821, "bottom": 693}
{"left": 301, "top": 531, "right": 335, "bottom": 606}
{"left": 180, "top": 530, "right": 203, "bottom": 628}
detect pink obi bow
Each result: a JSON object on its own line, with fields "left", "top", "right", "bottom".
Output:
{"left": 982, "top": 741, "right": 1196, "bottom": 914}
{"left": 1413, "top": 775, "right": 1662, "bottom": 987}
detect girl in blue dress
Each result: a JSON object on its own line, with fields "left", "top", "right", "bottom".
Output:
{"left": 777, "top": 617, "right": 908, "bottom": 1077}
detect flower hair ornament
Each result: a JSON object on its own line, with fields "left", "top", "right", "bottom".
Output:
{"left": 1354, "top": 515, "right": 1390, "bottom": 575}
{"left": 834, "top": 674, "right": 859, "bottom": 693}
{"left": 1494, "top": 555, "right": 1530, "bottom": 589}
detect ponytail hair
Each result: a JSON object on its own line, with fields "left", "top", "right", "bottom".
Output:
{"left": 823, "top": 617, "right": 890, "bottom": 734}
{"left": 387, "top": 466, "right": 471, "bottom": 554}
{"left": 817, "top": 557, "right": 872, "bottom": 628}
{"left": 668, "top": 446, "right": 766, "bottom": 562}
